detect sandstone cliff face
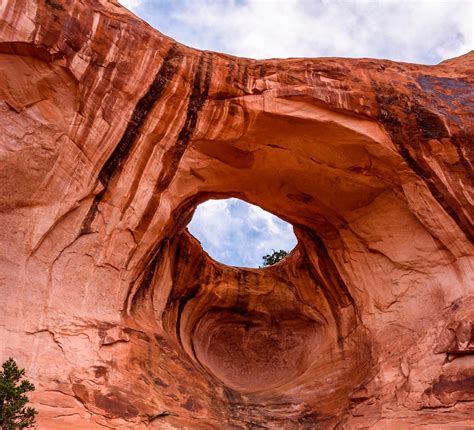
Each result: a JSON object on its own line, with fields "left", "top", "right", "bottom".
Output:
{"left": 0, "top": 1, "right": 473, "bottom": 428}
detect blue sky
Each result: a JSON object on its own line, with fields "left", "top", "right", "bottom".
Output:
{"left": 187, "top": 199, "right": 297, "bottom": 267}
{"left": 119, "top": 0, "right": 473, "bottom": 267}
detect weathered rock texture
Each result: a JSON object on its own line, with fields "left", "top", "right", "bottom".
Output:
{"left": 1, "top": 0, "right": 473, "bottom": 428}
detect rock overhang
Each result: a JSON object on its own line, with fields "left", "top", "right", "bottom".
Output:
{"left": 0, "top": 1, "right": 473, "bottom": 428}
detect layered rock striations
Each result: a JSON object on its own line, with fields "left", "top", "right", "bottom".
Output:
{"left": 0, "top": 0, "right": 473, "bottom": 428}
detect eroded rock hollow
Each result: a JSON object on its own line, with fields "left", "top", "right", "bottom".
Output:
{"left": 1, "top": 1, "right": 473, "bottom": 428}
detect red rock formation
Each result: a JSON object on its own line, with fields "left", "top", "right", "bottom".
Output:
{"left": 0, "top": 0, "right": 473, "bottom": 428}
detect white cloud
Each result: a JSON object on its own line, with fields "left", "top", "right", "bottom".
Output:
{"left": 187, "top": 199, "right": 233, "bottom": 249}
{"left": 138, "top": 0, "right": 473, "bottom": 63}
{"left": 118, "top": 0, "right": 142, "bottom": 12}
{"left": 188, "top": 199, "right": 297, "bottom": 267}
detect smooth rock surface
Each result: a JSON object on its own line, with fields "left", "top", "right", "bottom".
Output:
{"left": 0, "top": 0, "right": 473, "bottom": 428}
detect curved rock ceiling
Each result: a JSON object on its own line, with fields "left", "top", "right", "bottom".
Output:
{"left": 0, "top": 1, "right": 473, "bottom": 429}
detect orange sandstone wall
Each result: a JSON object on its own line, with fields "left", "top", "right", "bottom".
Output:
{"left": 0, "top": 1, "right": 473, "bottom": 428}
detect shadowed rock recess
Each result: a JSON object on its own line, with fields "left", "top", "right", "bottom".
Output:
{"left": 0, "top": 1, "right": 473, "bottom": 428}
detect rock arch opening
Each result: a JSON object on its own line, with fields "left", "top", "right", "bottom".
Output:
{"left": 121, "top": 91, "right": 392, "bottom": 419}
{"left": 187, "top": 198, "right": 297, "bottom": 268}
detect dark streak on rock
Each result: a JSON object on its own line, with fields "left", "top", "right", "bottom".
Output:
{"left": 123, "top": 241, "right": 167, "bottom": 317}
{"left": 375, "top": 89, "right": 474, "bottom": 243}
{"left": 432, "top": 375, "right": 474, "bottom": 396}
{"left": 100, "top": 44, "right": 182, "bottom": 187}
{"left": 94, "top": 365, "right": 108, "bottom": 378}
{"left": 175, "top": 283, "right": 201, "bottom": 347}
{"left": 226, "top": 62, "right": 235, "bottom": 84}
{"left": 137, "top": 53, "right": 213, "bottom": 235}
{"left": 417, "top": 75, "right": 474, "bottom": 116}
{"left": 78, "top": 189, "right": 105, "bottom": 236}
{"left": 129, "top": 244, "right": 166, "bottom": 316}
{"left": 411, "top": 104, "right": 449, "bottom": 139}
{"left": 299, "top": 229, "right": 356, "bottom": 342}
{"left": 138, "top": 251, "right": 160, "bottom": 295}
{"left": 127, "top": 196, "right": 201, "bottom": 307}
{"left": 156, "top": 231, "right": 207, "bottom": 346}
{"left": 148, "top": 410, "right": 173, "bottom": 421}
{"left": 95, "top": 392, "right": 139, "bottom": 418}
{"left": 79, "top": 44, "right": 181, "bottom": 235}
{"left": 152, "top": 377, "right": 169, "bottom": 388}
{"left": 309, "top": 231, "right": 355, "bottom": 309}
{"left": 45, "top": 0, "right": 65, "bottom": 11}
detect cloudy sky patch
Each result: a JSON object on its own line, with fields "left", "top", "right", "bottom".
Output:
{"left": 120, "top": 0, "right": 472, "bottom": 63}
{"left": 188, "top": 199, "right": 297, "bottom": 267}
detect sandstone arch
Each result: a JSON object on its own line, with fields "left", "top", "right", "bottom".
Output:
{"left": 0, "top": 1, "right": 473, "bottom": 428}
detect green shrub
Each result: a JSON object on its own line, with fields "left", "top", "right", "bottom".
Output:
{"left": 260, "top": 249, "right": 288, "bottom": 267}
{"left": 0, "top": 358, "right": 37, "bottom": 429}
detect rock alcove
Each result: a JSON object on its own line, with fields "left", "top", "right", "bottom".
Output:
{"left": 173, "top": 198, "right": 366, "bottom": 399}
{"left": 0, "top": 1, "right": 473, "bottom": 429}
